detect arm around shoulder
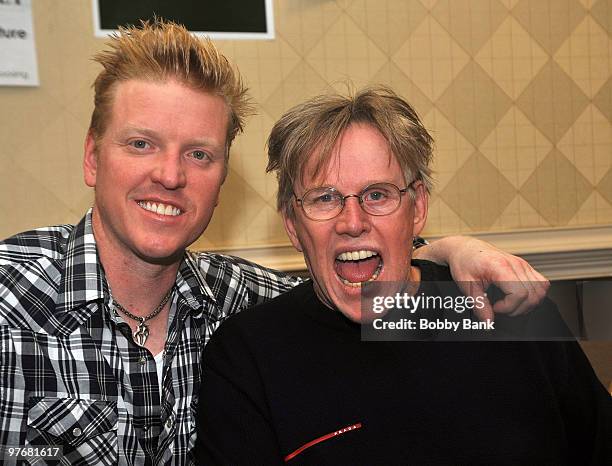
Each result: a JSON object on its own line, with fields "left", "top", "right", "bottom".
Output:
{"left": 189, "top": 251, "right": 302, "bottom": 310}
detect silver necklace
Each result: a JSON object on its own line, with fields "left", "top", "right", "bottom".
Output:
{"left": 113, "top": 289, "right": 173, "bottom": 347}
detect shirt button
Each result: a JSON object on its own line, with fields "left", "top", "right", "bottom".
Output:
{"left": 138, "top": 356, "right": 147, "bottom": 365}
{"left": 72, "top": 427, "right": 82, "bottom": 437}
{"left": 165, "top": 418, "right": 174, "bottom": 429}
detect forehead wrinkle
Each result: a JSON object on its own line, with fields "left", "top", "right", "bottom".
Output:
{"left": 110, "top": 79, "right": 231, "bottom": 136}
{"left": 116, "top": 125, "right": 159, "bottom": 138}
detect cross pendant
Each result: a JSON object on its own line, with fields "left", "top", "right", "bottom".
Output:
{"left": 133, "top": 322, "right": 149, "bottom": 347}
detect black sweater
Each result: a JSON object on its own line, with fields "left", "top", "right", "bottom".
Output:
{"left": 196, "top": 261, "right": 611, "bottom": 465}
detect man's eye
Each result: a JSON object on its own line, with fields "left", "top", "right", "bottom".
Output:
{"left": 190, "top": 150, "right": 210, "bottom": 161}
{"left": 130, "top": 140, "right": 150, "bottom": 150}
{"left": 314, "top": 193, "right": 335, "bottom": 203}
{"left": 365, "top": 190, "right": 388, "bottom": 202}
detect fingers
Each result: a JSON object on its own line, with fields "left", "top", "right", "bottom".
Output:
{"left": 506, "top": 258, "right": 538, "bottom": 315}
{"left": 505, "top": 257, "right": 549, "bottom": 316}
{"left": 525, "top": 264, "right": 550, "bottom": 301}
{"left": 475, "top": 299, "right": 494, "bottom": 323}
{"left": 491, "top": 281, "right": 531, "bottom": 316}
{"left": 458, "top": 281, "right": 494, "bottom": 323}
{"left": 484, "top": 255, "right": 549, "bottom": 316}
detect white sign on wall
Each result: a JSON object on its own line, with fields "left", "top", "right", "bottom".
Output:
{"left": 0, "top": 0, "right": 39, "bottom": 86}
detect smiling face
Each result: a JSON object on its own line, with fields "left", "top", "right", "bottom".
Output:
{"left": 83, "top": 79, "right": 229, "bottom": 265}
{"left": 283, "top": 123, "right": 428, "bottom": 322}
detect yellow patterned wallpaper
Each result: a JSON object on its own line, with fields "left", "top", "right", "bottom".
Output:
{"left": 1, "top": 0, "right": 610, "bottom": 251}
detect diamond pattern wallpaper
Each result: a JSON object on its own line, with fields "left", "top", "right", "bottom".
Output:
{"left": 1, "top": 0, "right": 610, "bottom": 250}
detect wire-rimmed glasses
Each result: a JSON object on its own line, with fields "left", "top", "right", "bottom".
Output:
{"left": 294, "top": 181, "right": 413, "bottom": 221}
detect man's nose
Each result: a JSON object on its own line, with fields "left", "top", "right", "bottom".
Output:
{"left": 334, "top": 196, "right": 370, "bottom": 237}
{"left": 152, "top": 150, "right": 187, "bottom": 189}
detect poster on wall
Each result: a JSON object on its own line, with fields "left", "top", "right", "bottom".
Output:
{"left": 0, "top": 0, "right": 39, "bottom": 86}
{"left": 93, "top": 0, "right": 274, "bottom": 40}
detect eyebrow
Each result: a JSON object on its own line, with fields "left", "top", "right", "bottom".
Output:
{"left": 309, "top": 180, "right": 396, "bottom": 190}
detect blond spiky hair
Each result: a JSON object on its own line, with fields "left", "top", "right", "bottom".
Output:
{"left": 89, "top": 19, "right": 252, "bottom": 151}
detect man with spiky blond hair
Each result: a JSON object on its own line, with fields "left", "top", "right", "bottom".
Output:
{"left": 0, "top": 20, "right": 548, "bottom": 465}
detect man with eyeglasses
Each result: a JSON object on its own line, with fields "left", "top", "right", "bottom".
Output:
{"left": 196, "top": 87, "right": 611, "bottom": 464}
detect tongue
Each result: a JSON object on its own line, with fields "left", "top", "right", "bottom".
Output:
{"left": 335, "top": 256, "right": 380, "bottom": 283}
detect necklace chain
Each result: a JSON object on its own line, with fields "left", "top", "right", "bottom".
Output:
{"left": 113, "top": 288, "right": 173, "bottom": 347}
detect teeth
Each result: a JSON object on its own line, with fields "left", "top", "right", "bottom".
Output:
{"left": 336, "top": 250, "right": 378, "bottom": 261}
{"left": 138, "top": 201, "right": 182, "bottom": 217}
{"left": 340, "top": 279, "right": 362, "bottom": 288}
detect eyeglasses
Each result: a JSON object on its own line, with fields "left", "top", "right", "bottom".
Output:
{"left": 294, "top": 182, "right": 413, "bottom": 221}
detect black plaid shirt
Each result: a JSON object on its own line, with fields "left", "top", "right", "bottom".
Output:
{"left": 0, "top": 211, "right": 299, "bottom": 465}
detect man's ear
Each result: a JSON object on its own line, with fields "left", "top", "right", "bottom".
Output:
{"left": 282, "top": 210, "right": 303, "bottom": 253}
{"left": 411, "top": 181, "right": 429, "bottom": 237}
{"left": 83, "top": 131, "right": 98, "bottom": 188}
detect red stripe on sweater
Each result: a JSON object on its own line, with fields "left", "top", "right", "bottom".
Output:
{"left": 284, "top": 422, "right": 362, "bottom": 462}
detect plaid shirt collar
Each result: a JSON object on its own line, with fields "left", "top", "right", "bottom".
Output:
{"left": 53, "top": 209, "right": 218, "bottom": 327}
{"left": 55, "top": 210, "right": 106, "bottom": 315}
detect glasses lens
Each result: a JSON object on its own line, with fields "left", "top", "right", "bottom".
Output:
{"left": 302, "top": 188, "right": 343, "bottom": 220}
{"left": 361, "top": 183, "right": 401, "bottom": 215}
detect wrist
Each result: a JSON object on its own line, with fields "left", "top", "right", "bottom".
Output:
{"left": 421, "top": 235, "right": 467, "bottom": 266}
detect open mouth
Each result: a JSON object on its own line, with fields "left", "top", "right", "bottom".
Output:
{"left": 137, "top": 201, "right": 182, "bottom": 217}
{"left": 335, "top": 250, "right": 382, "bottom": 288}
